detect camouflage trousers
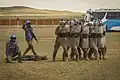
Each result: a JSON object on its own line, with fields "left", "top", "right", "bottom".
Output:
{"left": 53, "top": 38, "right": 69, "bottom": 61}
{"left": 89, "top": 37, "right": 106, "bottom": 60}
{"left": 89, "top": 38, "right": 99, "bottom": 59}
{"left": 71, "top": 36, "right": 90, "bottom": 60}
{"left": 80, "top": 37, "right": 90, "bottom": 60}
{"left": 69, "top": 37, "right": 80, "bottom": 61}
{"left": 88, "top": 45, "right": 106, "bottom": 60}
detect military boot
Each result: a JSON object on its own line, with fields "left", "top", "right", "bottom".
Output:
{"left": 64, "top": 57, "right": 69, "bottom": 62}
{"left": 95, "top": 56, "right": 99, "bottom": 60}
{"left": 76, "top": 55, "right": 79, "bottom": 61}
{"left": 102, "top": 56, "right": 107, "bottom": 60}
{"left": 53, "top": 57, "right": 56, "bottom": 62}
{"left": 84, "top": 53, "right": 89, "bottom": 61}
{"left": 18, "top": 58, "right": 22, "bottom": 63}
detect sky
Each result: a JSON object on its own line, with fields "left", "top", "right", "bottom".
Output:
{"left": 0, "top": 0, "right": 120, "bottom": 12}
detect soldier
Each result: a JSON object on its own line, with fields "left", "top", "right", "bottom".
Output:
{"left": 53, "top": 20, "right": 70, "bottom": 61}
{"left": 89, "top": 20, "right": 99, "bottom": 60}
{"left": 84, "top": 9, "right": 93, "bottom": 22}
{"left": 80, "top": 21, "right": 91, "bottom": 61}
{"left": 69, "top": 18, "right": 82, "bottom": 61}
{"left": 70, "top": 19, "right": 84, "bottom": 60}
{"left": 52, "top": 19, "right": 63, "bottom": 61}
{"left": 96, "top": 20, "right": 106, "bottom": 60}
{"left": 5, "top": 34, "right": 22, "bottom": 63}
{"left": 22, "top": 20, "right": 39, "bottom": 56}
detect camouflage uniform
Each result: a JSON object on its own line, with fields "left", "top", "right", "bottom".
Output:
{"left": 80, "top": 22, "right": 91, "bottom": 60}
{"left": 22, "top": 21, "right": 38, "bottom": 56}
{"left": 53, "top": 26, "right": 61, "bottom": 61}
{"left": 69, "top": 19, "right": 82, "bottom": 61}
{"left": 89, "top": 21, "right": 99, "bottom": 60}
{"left": 84, "top": 10, "right": 93, "bottom": 22}
{"left": 70, "top": 20, "right": 84, "bottom": 60}
{"left": 53, "top": 21, "right": 70, "bottom": 61}
{"left": 5, "top": 39, "right": 21, "bottom": 63}
{"left": 96, "top": 22, "right": 106, "bottom": 60}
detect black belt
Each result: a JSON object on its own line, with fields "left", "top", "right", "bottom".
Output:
{"left": 96, "top": 33, "right": 104, "bottom": 38}
{"left": 90, "top": 33, "right": 97, "bottom": 38}
{"left": 58, "top": 33, "right": 70, "bottom": 38}
{"left": 70, "top": 33, "right": 80, "bottom": 38}
{"left": 81, "top": 34, "right": 89, "bottom": 38}
{"left": 90, "top": 33, "right": 104, "bottom": 38}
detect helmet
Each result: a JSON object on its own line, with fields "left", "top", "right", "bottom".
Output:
{"left": 92, "top": 19, "right": 98, "bottom": 26}
{"left": 70, "top": 20, "right": 75, "bottom": 26}
{"left": 74, "top": 18, "right": 79, "bottom": 23}
{"left": 86, "top": 9, "right": 92, "bottom": 14}
{"left": 26, "top": 20, "right": 31, "bottom": 25}
{"left": 10, "top": 34, "right": 16, "bottom": 39}
{"left": 59, "top": 19, "right": 66, "bottom": 25}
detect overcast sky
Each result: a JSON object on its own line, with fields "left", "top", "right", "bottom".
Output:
{"left": 1, "top": 0, "right": 120, "bottom": 12}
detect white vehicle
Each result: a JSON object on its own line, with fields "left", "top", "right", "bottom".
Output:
{"left": 91, "top": 8, "right": 120, "bottom": 31}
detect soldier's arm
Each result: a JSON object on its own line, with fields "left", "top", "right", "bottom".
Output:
{"left": 55, "top": 26, "right": 61, "bottom": 35}
{"left": 84, "top": 15, "right": 87, "bottom": 21}
{"left": 5, "top": 42, "right": 9, "bottom": 54}
{"left": 14, "top": 42, "right": 21, "bottom": 53}
{"left": 22, "top": 24, "right": 27, "bottom": 30}
{"left": 5, "top": 41, "right": 12, "bottom": 54}
{"left": 15, "top": 42, "right": 19, "bottom": 49}
{"left": 6, "top": 42, "right": 9, "bottom": 50}
{"left": 89, "top": 24, "right": 92, "bottom": 36}
{"left": 103, "top": 25, "right": 106, "bottom": 36}
{"left": 6, "top": 42, "right": 12, "bottom": 49}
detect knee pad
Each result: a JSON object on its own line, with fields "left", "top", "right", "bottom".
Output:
{"left": 7, "top": 55, "right": 12, "bottom": 63}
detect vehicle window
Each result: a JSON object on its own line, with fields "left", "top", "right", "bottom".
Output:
{"left": 92, "top": 12, "right": 105, "bottom": 19}
{"left": 117, "top": 12, "right": 120, "bottom": 19}
{"left": 92, "top": 12, "right": 120, "bottom": 19}
{"left": 106, "top": 12, "right": 118, "bottom": 19}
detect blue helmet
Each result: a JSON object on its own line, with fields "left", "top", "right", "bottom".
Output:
{"left": 26, "top": 20, "right": 31, "bottom": 25}
{"left": 10, "top": 34, "right": 16, "bottom": 39}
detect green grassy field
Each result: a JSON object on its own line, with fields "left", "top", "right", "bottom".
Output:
{"left": 0, "top": 26, "right": 120, "bottom": 80}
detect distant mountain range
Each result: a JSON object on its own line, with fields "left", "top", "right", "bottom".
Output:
{"left": 0, "top": 6, "right": 83, "bottom": 16}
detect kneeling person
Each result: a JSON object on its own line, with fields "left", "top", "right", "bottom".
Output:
{"left": 5, "top": 34, "right": 22, "bottom": 63}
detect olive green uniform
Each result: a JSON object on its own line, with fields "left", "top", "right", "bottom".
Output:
{"left": 53, "top": 24, "right": 70, "bottom": 61}
{"left": 69, "top": 22, "right": 82, "bottom": 61}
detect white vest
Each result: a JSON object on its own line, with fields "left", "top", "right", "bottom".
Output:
{"left": 81, "top": 22, "right": 90, "bottom": 34}
{"left": 60, "top": 25, "right": 70, "bottom": 33}
{"left": 70, "top": 25, "right": 82, "bottom": 33}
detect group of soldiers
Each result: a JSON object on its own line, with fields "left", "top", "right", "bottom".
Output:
{"left": 53, "top": 12, "right": 106, "bottom": 61}
{"left": 4, "top": 10, "right": 107, "bottom": 63}
{"left": 5, "top": 20, "right": 39, "bottom": 63}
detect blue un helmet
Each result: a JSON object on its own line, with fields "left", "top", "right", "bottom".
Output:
{"left": 26, "top": 20, "right": 31, "bottom": 25}
{"left": 10, "top": 34, "right": 16, "bottom": 39}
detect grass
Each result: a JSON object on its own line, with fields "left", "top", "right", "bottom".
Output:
{"left": 0, "top": 25, "right": 120, "bottom": 80}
